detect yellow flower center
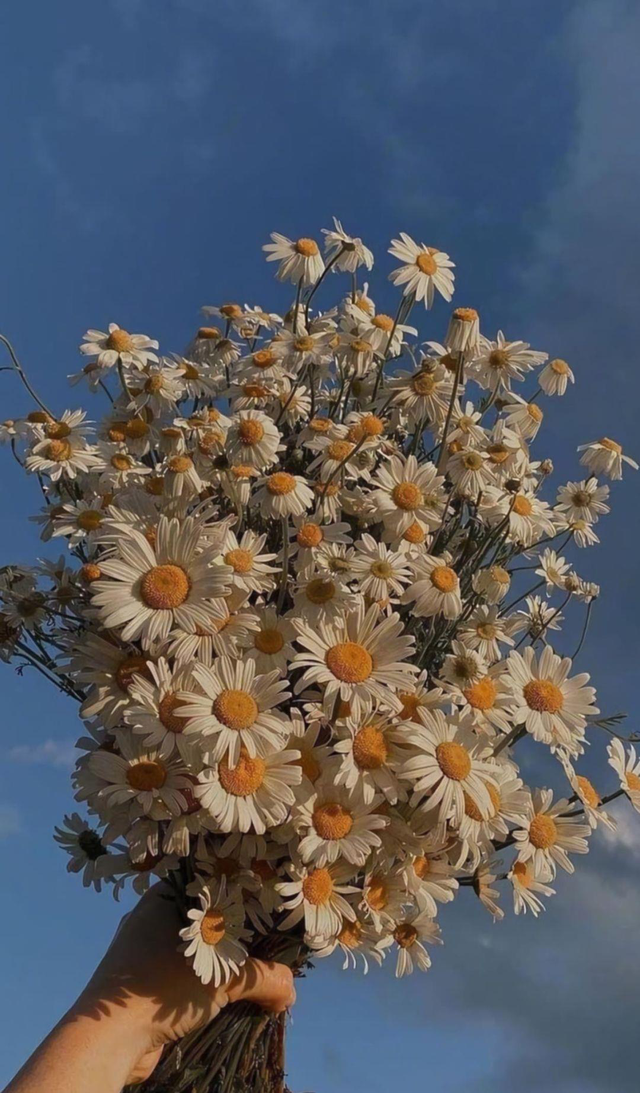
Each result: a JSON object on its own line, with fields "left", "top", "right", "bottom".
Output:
{"left": 168, "top": 455, "right": 194, "bottom": 474}
{"left": 238, "top": 419, "right": 265, "bottom": 445}
{"left": 252, "top": 349, "right": 276, "bottom": 369}
{"left": 462, "top": 451, "right": 484, "bottom": 470}
{"left": 527, "top": 403, "right": 543, "bottom": 423}
{"left": 297, "top": 522, "right": 324, "bottom": 548}
{"left": 243, "top": 383, "right": 270, "bottom": 398}
{"left": 116, "top": 655, "right": 152, "bottom": 693}
{"left": 309, "top": 416, "right": 331, "bottom": 433}
{"left": 348, "top": 415, "right": 384, "bottom": 443}
{"left": 306, "top": 578, "right": 337, "bottom": 604}
{"left": 392, "top": 481, "right": 423, "bottom": 511}
{"left": 523, "top": 679, "right": 564, "bottom": 713}
{"left": 254, "top": 627, "right": 285, "bottom": 654}
{"left": 626, "top": 772, "right": 640, "bottom": 792}
{"left": 398, "top": 692, "right": 422, "bottom": 722}
{"left": 80, "top": 563, "right": 102, "bottom": 583}
{"left": 108, "top": 423, "right": 127, "bottom": 442}
{"left": 200, "top": 908, "right": 226, "bottom": 945}
{"left": 77, "top": 509, "right": 102, "bottom": 531}
{"left": 436, "top": 741, "right": 471, "bottom": 781}
{"left": 198, "top": 430, "right": 224, "bottom": 455}
{"left": 125, "top": 417, "right": 150, "bottom": 439}
{"left": 403, "top": 522, "right": 426, "bottom": 544}
{"left": 353, "top": 725, "right": 388, "bottom": 770}
{"left": 550, "top": 358, "right": 570, "bottom": 375}
{"left": 489, "top": 348, "right": 509, "bottom": 370}
{"left": 325, "top": 641, "right": 373, "bottom": 682}
{"left": 338, "top": 919, "right": 363, "bottom": 948}
{"left": 211, "top": 689, "right": 258, "bottom": 731}
{"left": 576, "top": 775, "right": 600, "bottom": 808}
{"left": 224, "top": 548, "right": 253, "bottom": 574}
{"left": 487, "top": 442, "right": 509, "bottom": 465}
{"left": 302, "top": 867, "right": 334, "bottom": 905}
{"left": 365, "top": 875, "right": 388, "bottom": 910}
{"left": 312, "top": 803, "right": 354, "bottom": 840}
{"left": 430, "top": 565, "right": 458, "bottom": 593}
{"left": 326, "top": 440, "right": 354, "bottom": 462}
{"left": 220, "top": 303, "right": 242, "bottom": 319}
{"left": 266, "top": 472, "right": 297, "bottom": 495}
{"left": 453, "top": 307, "right": 479, "bottom": 322}
{"left": 145, "top": 476, "right": 164, "bottom": 495}
{"left": 106, "top": 328, "right": 133, "bottom": 353}
{"left": 218, "top": 750, "right": 266, "bottom": 796}
{"left": 46, "top": 438, "right": 72, "bottom": 462}
{"left": 599, "top": 437, "right": 622, "bottom": 454}
{"left": 529, "top": 812, "right": 558, "bottom": 849}
{"left": 197, "top": 326, "right": 221, "bottom": 339}
{"left": 413, "top": 855, "right": 431, "bottom": 880}
{"left": 140, "top": 565, "right": 191, "bottom": 610}
{"left": 370, "top": 560, "right": 394, "bottom": 579}
{"left": 394, "top": 923, "right": 418, "bottom": 948}
{"left": 144, "top": 375, "right": 165, "bottom": 393}
{"left": 158, "top": 692, "right": 188, "bottom": 733}
{"left": 46, "top": 420, "right": 72, "bottom": 440}
{"left": 411, "top": 371, "right": 437, "bottom": 396}
{"left": 477, "top": 622, "right": 497, "bottom": 639}
{"left": 350, "top": 338, "right": 372, "bottom": 354}
{"left": 126, "top": 760, "right": 167, "bottom": 792}
{"left": 512, "top": 494, "right": 533, "bottom": 517}
{"left": 416, "top": 250, "right": 438, "bottom": 275}
{"left": 111, "top": 453, "right": 133, "bottom": 471}
{"left": 372, "top": 314, "right": 394, "bottom": 331}
{"left": 463, "top": 676, "right": 497, "bottom": 711}
{"left": 512, "top": 860, "right": 533, "bottom": 887}
{"left": 296, "top": 237, "right": 319, "bottom": 257}
{"left": 490, "top": 565, "right": 510, "bottom": 585}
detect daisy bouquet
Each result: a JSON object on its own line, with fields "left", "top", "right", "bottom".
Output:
{"left": 1, "top": 220, "right": 639, "bottom": 1092}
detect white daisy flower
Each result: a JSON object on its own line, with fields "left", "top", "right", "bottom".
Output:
{"left": 400, "top": 850, "right": 459, "bottom": 916}
{"left": 350, "top": 535, "right": 412, "bottom": 602}
{"left": 220, "top": 530, "right": 278, "bottom": 594}
{"left": 241, "top": 607, "right": 296, "bottom": 675}
{"left": 446, "top": 448, "right": 494, "bottom": 497}
{"left": 290, "top": 517, "right": 352, "bottom": 578}
{"left": 509, "top": 859, "right": 556, "bottom": 916}
{"left": 263, "top": 232, "right": 325, "bottom": 286}
{"left": 196, "top": 745, "right": 302, "bottom": 834}
{"left": 321, "top": 217, "right": 374, "bottom": 272}
{"left": 165, "top": 592, "right": 259, "bottom": 666}
{"left": 515, "top": 595, "right": 565, "bottom": 640}
{"left": 391, "top": 908, "right": 442, "bottom": 977}
{"left": 180, "top": 878, "right": 250, "bottom": 987}
{"left": 176, "top": 656, "right": 291, "bottom": 767}
{"left": 504, "top": 646, "right": 598, "bottom": 756}
{"left": 371, "top": 454, "right": 447, "bottom": 537}
{"left": 555, "top": 478, "right": 610, "bottom": 525}
{"left": 124, "top": 657, "right": 198, "bottom": 762}
{"left": 308, "top": 916, "right": 389, "bottom": 973}
{"left": 577, "top": 437, "right": 638, "bottom": 480}
{"left": 387, "top": 365, "right": 454, "bottom": 429}
{"left": 252, "top": 471, "right": 314, "bottom": 519}
{"left": 400, "top": 710, "right": 496, "bottom": 827}
{"left": 351, "top": 311, "right": 417, "bottom": 356}
{"left": 86, "top": 733, "right": 190, "bottom": 819}
{"left": 388, "top": 233, "right": 455, "bottom": 308}
{"left": 53, "top": 813, "right": 107, "bottom": 891}
{"left": 444, "top": 662, "right": 515, "bottom": 737}
{"left": 468, "top": 331, "right": 546, "bottom": 392}
{"left": 539, "top": 357, "right": 574, "bottom": 396}
{"left": 456, "top": 605, "right": 517, "bottom": 664}
{"left": 294, "top": 780, "right": 387, "bottom": 867}
{"left": 513, "top": 788, "right": 590, "bottom": 879}
{"left": 333, "top": 711, "right": 406, "bottom": 805}
{"left": 277, "top": 859, "right": 358, "bottom": 936}
{"left": 404, "top": 553, "right": 462, "bottom": 619}
{"left": 225, "top": 410, "right": 282, "bottom": 471}
{"left": 91, "top": 442, "right": 152, "bottom": 490}
{"left": 80, "top": 324, "right": 159, "bottom": 371}
{"left": 292, "top": 603, "right": 416, "bottom": 720}
{"left": 292, "top": 573, "right": 354, "bottom": 627}
{"left": 535, "top": 548, "right": 573, "bottom": 592}
{"left": 481, "top": 487, "right": 555, "bottom": 548}
{"left": 472, "top": 564, "right": 511, "bottom": 604}
{"left": 559, "top": 757, "right": 615, "bottom": 831}
{"left": 128, "top": 362, "right": 185, "bottom": 415}
{"left": 25, "top": 432, "right": 98, "bottom": 481}
{"left": 91, "top": 516, "right": 230, "bottom": 650}
{"left": 607, "top": 739, "right": 640, "bottom": 812}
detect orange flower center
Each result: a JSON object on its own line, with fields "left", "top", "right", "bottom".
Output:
{"left": 413, "top": 856, "right": 431, "bottom": 880}
{"left": 430, "top": 565, "right": 458, "bottom": 593}
{"left": 353, "top": 725, "right": 388, "bottom": 770}
{"left": 46, "top": 439, "right": 72, "bottom": 462}
{"left": 338, "top": 919, "right": 363, "bottom": 948}
{"left": 266, "top": 472, "right": 296, "bottom": 495}
{"left": 463, "top": 676, "right": 497, "bottom": 711}
{"left": 599, "top": 437, "right": 622, "bottom": 454}
{"left": 116, "top": 655, "right": 152, "bottom": 693}
{"left": 144, "top": 375, "right": 165, "bottom": 393}
{"left": 305, "top": 578, "right": 337, "bottom": 604}
{"left": 487, "top": 442, "right": 509, "bottom": 465}
{"left": 512, "top": 860, "right": 533, "bottom": 887}
{"left": 309, "top": 416, "right": 331, "bottom": 433}
{"left": 370, "top": 560, "right": 393, "bottom": 579}
{"left": 168, "top": 455, "right": 194, "bottom": 474}
{"left": 326, "top": 440, "right": 354, "bottom": 462}
{"left": 140, "top": 564, "right": 191, "bottom": 610}
{"left": 512, "top": 495, "right": 533, "bottom": 517}
{"left": 402, "top": 522, "right": 426, "bottom": 544}
{"left": 218, "top": 750, "right": 266, "bottom": 796}
{"left": 224, "top": 548, "right": 253, "bottom": 574}
{"left": 297, "top": 522, "right": 324, "bottom": 548}
{"left": 106, "top": 328, "right": 133, "bottom": 352}
{"left": 436, "top": 741, "right": 471, "bottom": 781}
{"left": 490, "top": 565, "right": 510, "bottom": 585}
{"left": 411, "top": 371, "right": 437, "bottom": 396}
{"left": 296, "top": 237, "right": 319, "bottom": 257}
{"left": 416, "top": 251, "right": 438, "bottom": 275}
{"left": 158, "top": 692, "right": 188, "bottom": 733}
{"left": 252, "top": 349, "right": 276, "bottom": 369}
{"left": 392, "top": 482, "right": 423, "bottom": 511}
{"left": 197, "top": 326, "right": 221, "bottom": 339}
{"left": 394, "top": 923, "right": 418, "bottom": 948}
{"left": 80, "top": 563, "right": 102, "bottom": 583}
{"left": 550, "top": 358, "right": 570, "bottom": 375}
{"left": 212, "top": 689, "right": 258, "bottom": 730}
{"left": 238, "top": 419, "right": 265, "bottom": 445}
{"left": 254, "top": 627, "right": 285, "bottom": 654}
{"left": 398, "top": 692, "right": 422, "bottom": 722}
{"left": 523, "top": 679, "right": 564, "bottom": 713}
{"left": 626, "top": 772, "right": 640, "bottom": 792}
{"left": 302, "top": 867, "right": 334, "bottom": 905}
{"left": 576, "top": 775, "right": 600, "bottom": 808}
{"left": 325, "top": 641, "right": 373, "bottom": 682}
{"left": 46, "top": 420, "right": 72, "bottom": 440}
{"left": 126, "top": 760, "right": 167, "bottom": 792}
{"left": 372, "top": 314, "right": 394, "bottom": 331}
{"left": 312, "top": 803, "right": 353, "bottom": 840}
{"left": 200, "top": 908, "right": 226, "bottom": 945}
{"left": 529, "top": 812, "right": 558, "bottom": 849}
{"left": 77, "top": 509, "right": 102, "bottom": 531}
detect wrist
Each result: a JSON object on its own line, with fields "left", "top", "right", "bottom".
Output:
{"left": 69, "top": 983, "right": 157, "bottom": 1057}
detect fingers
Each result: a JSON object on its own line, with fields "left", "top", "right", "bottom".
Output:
{"left": 226, "top": 959, "right": 296, "bottom": 1014}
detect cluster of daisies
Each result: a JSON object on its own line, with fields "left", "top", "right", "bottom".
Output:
{"left": 1, "top": 219, "right": 638, "bottom": 988}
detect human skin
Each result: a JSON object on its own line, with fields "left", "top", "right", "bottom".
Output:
{"left": 2, "top": 884, "right": 296, "bottom": 1093}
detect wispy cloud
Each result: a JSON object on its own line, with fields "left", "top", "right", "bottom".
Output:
{"left": 7, "top": 739, "right": 76, "bottom": 769}
{"left": 0, "top": 805, "right": 21, "bottom": 839}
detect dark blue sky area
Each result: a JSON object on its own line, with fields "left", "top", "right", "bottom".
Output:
{"left": 1, "top": 3, "right": 639, "bottom": 1090}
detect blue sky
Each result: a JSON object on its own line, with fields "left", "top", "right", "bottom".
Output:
{"left": 1, "top": 1, "right": 640, "bottom": 1089}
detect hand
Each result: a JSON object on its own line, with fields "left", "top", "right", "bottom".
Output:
{"left": 74, "top": 883, "right": 296, "bottom": 1084}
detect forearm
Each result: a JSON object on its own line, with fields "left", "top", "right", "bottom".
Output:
{"left": 3, "top": 998, "right": 149, "bottom": 1093}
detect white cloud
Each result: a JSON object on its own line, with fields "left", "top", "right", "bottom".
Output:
{"left": 7, "top": 739, "right": 76, "bottom": 769}
{"left": 0, "top": 805, "right": 21, "bottom": 839}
